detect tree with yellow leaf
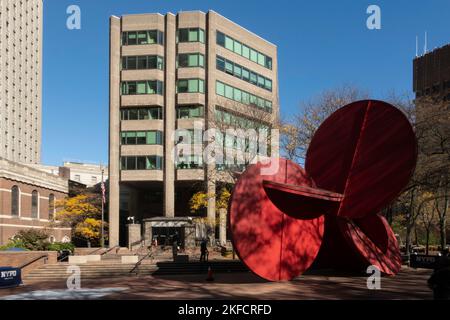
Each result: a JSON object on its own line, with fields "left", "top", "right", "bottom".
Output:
{"left": 55, "top": 193, "right": 107, "bottom": 246}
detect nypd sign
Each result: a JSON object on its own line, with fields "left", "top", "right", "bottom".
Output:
{"left": 0, "top": 267, "right": 22, "bottom": 288}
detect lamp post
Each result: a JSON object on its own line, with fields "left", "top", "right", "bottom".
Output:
{"left": 101, "top": 166, "right": 105, "bottom": 248}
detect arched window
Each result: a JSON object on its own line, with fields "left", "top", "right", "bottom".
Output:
{"left": 31, "top": 190, "right": 39, "bottom": 219}
{"left": 48, "top": 194, "right": 55, "bottom": 220}
{"left": 11, "top": 186, "right": 19, "bottom": 216}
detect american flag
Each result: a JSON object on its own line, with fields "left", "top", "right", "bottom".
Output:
{"left": 101, "top": 181, "right": 106, "bottom": 204}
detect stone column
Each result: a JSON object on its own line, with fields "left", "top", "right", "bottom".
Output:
{"left": 164, "top": 14, "right": 176, "bottom": 218}
{"left": 219, "top": 208, "right": 227, "bottom": 246}
{"left": 126, "top": 223, "right": 141, "bottom": 250}
{"left": 108, "top": 16, "right": 121, "bottom": 247}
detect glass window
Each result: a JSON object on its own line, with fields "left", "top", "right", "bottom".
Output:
{"left": 139, "top": 109, "right": 149, "bottom": 120}
{"left": 234, "top": 65, "right": 242, "bottom": 78}
{"left": 265, "top": 79, "right": 272, "bottom": 91}
{"left": 127, "top": 56, "right": 137, "bottom": 69}
{"left": 266, "top": 57, "right": 272, "bottom": 69}
{"left": 129, "top": 108, "right": 138, "bottom": 120}
{"left": 178, "top": 107, "right": 190, "bottom": 119}
{"left": 127, "top": 32, "right": 137, "bottom": 45}
{"left": 242, "top": 68, "right": 250, "bottom": 81}
{"left": 250, "top": 49, "right": 258, "bottom": 62}
{"left": 199, "top": 80, "right": 205, "bottom": 93}
{"left": 217, "top": 31, "right": 225, "bottom": 46}
{"left": 258, "top": 53, "right": 266, "bottom": 66}
{"left": 188, "top": 54, "right": 198, "bottom": 67}
{"left": 242, "top": 45, "right": 250, "bottom": 59}
{"left": 216, "top": 81, "right": 225, "bottom": 96}
{"left": 149, "top": 107, "right": 161, "bottom": 119}
{"left": 225, "top": 36, "right": 234, "bottom": 51}
{"left": 234, "top": 88, "right": 242, "bottom": 102}
{"left": 250, "top": 72, "right": 257, "bottom": 84}
{"left": 137, "top": 31, "right": 148, "bottom": 44}
{"left": 198, "top": 54, "right": 204, "bottom": 67}
{"left": 148, "top": 56, "right": 157, "bottom": 69}
{"left": 225, "top": 60, "right": 233, "bottom": 75}
{"left": 157, "top": 56, "right": 164, "bottom": 70}
{"left": 126, "top": 131, "right": 136, "bottom": 144}
{"left": 178, "top": 29, "right": 188, "bottom": 42}
{"left": 11, "top": 186, "right": 19, "bottom": 216}
{"left": 148, "top": 30, "right": 157, "bottom": 44}
{"left": 177, "top": 80, "right": 188, "bottom": 93}
{"left": 199, "top": 29, "right": 205, "bottom": 43}
{"left": 147, "top": 131, "right": 157, "bottom": 144}
{"left": 257, "top": 75, "right": 265, "bottom": 88}
{"left": 147, "top": 81, "right": 157, "bottom": 94}
{"left": 49, "top": 194, "right": 55, "bottom": 220}
{"left": 136, "top": 132, "right": 146, "bottom": 144}
{"left": 178, "top": 54, "right": 188, "bottom": 67}
{"left": 189, "top": 29, "right": 198, "bottom": 42}
{"left": 127, "top": 157, "right": 136, "bottom": 170}
{"left": 137, "top": 81, "right": 146, "bottom": 94}
{"left": 127, "top": 82, "right": 137, "bottom": 95}
{"left": 234, "top": 41, "right": 242, "bottom": 55}
{"left": 31, "top": 190, "right": 38, "bottom": 219}
{"left": 136, "top": 157, "right": 146, "bottom": 170}
{"left": 217, "top": 56, "right": 225, "bottom": 71}
{"left": 242, "top": 91, "right": 250, "bottom": 104}
{"left": 225, "top": 85, "right": 233, "bottom": 99}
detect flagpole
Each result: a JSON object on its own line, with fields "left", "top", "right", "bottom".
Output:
{"left": 101, "top": 165, "right": 105, "bottom": 248}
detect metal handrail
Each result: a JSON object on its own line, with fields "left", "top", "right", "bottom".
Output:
{"left": 19, "top": 254, "right": 48, "bottom": 269}
{"left": 101, "top": 245, "right": 120, "bottom": 256}
{"left": 129, "top": 250, "right": 154, "bottom": 275}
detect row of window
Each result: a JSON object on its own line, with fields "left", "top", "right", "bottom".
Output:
{"left": 122, "top": 30, "right": 164, "bottom": 46}
{"left": 177, "top": 28, "right": 205, "bottom": 43}
{"left": 177, "top": 105, "right": 204, "bottom": 119}
{"left": 120, "top": 106, "right": 204, "bottom": 120}
{"left": 121, "top": 80, "right": 164, "bottom": 95}
{"left": 216, "top": 81, "right": 272, "bottom": 111}
{"left": 217, "top": 56, "right": 272, "bottom": 92}
{"left": 215, "top": 108, "right": 270, "bottom": 130}
{"left": 121, "top": 156, "right": 163, "bottom": 170}
{"left": 122, "top": 55, "right": 164, "bottom": 70}
{"left": 177, "top": 53, "right": 205, "bottom": 68}
{"left": 176, "top": 155, "right": 203, "bottom": 169}
{"left": 177, "top": 79, "right": 205, "bottom": 93}
{"left": 216, "top": 31, "right": 272, "bottom": 70}
{"left": 10, "top": 186, "right": 55, "bottom": 219}
{"left": 121, "top": 107, "right": 163, "bottom": 120}
{"left": 120, "top": 131, "right": 163, "bottom": 145}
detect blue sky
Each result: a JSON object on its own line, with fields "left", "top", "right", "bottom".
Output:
{"left": 42, "top": 0, "right": 450, "bottom": 165}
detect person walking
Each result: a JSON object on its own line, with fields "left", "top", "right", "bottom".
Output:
{"left": 200, "top": 238, "right": 209, "bottom": 263}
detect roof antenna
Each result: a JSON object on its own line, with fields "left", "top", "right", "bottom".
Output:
{"left": 424, "top": 31, "right": 428, "bottom": 54}
{"left": 416, "top": 36, "right": 419, "bottom": 57}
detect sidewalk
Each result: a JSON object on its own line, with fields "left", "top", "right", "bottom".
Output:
{"left": 0, "top": 267, "right": 433, "bottom": 300}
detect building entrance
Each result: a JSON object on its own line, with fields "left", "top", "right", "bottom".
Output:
{"left": 152, "top": 227, "right": 185, "bottom": 248}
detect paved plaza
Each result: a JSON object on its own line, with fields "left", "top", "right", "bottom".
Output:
{"left": 0, "top": 267, "right": 433, "bottom": 300}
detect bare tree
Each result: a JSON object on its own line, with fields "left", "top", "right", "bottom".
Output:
{"left": 280, "top": 84, "right": 369, "bottom": 162}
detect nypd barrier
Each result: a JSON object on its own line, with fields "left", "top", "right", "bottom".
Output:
{"left": 0, "top": 267, "right": 22, "bottom": 288}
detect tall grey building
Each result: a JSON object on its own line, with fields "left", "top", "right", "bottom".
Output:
{"left": 109, "top": 10, "right": 279, "bottom": 247}
{"left": 0, "top": 0, "right": 43, "bottom": 164}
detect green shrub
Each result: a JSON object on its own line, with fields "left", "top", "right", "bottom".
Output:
{"left": 46, "top": 242, "right": 75, "bottom": 253}
{"left": 0, "top": 239, "right": 29, "bottom": 251}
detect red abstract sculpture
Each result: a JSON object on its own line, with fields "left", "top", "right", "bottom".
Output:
{"left": 229, "top": 100, "right": 417, "bottom": 281}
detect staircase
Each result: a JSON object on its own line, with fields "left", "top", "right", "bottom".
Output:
{"left": 23, "top": 261, "right": 157, "bottom": 283}
{"left": 153, "top": 261, "right": 248, "bottom": 275}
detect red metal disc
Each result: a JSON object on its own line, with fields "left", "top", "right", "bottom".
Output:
{"left": 339, "top": 214, "right": 402, "bottom": 275}
{"left": 229, "top": 158, "right": 325, "bottom": 281}
{"left": 305, "top": 100, "right": 417, "bottom": 219}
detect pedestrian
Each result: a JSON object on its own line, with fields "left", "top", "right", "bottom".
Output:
{"left": 200, "top": 238, "right": 209, "bottom": 262}
{"left": 428, "top": 248, "right": 450, "bottom": 300}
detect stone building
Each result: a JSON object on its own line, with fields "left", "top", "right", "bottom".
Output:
{"left": 109, "top": 11, "right": 279, "bottom": 247}
{"left": 0, "top": 157, "right": 70, "bottom": 245}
